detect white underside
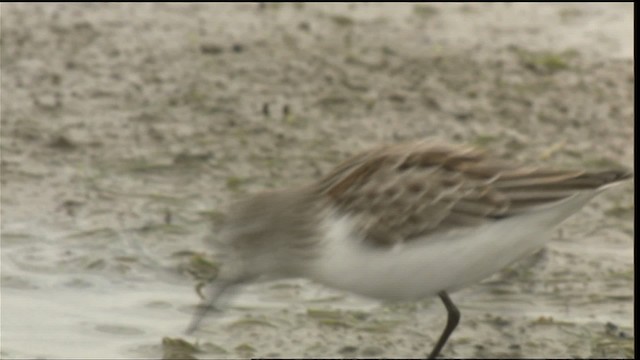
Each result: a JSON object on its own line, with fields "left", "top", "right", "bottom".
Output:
{"left": 309, "top": 190, "right": 602, "bottom": 301}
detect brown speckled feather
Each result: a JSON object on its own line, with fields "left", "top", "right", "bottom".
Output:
{"left": 313, "top": 142, "right": 631, "bottom": 247}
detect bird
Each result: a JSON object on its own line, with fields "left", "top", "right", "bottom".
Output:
{"left": 185, "top": 140, "right": 632, "bottom": 358}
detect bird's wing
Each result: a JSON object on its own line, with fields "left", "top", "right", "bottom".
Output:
{"left": 315, "top": 141, "right": 630, "bottom": 247}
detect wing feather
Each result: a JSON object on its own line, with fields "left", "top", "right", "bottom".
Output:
{"left": 314, "top": 141, "right": 631, "bottom": 247}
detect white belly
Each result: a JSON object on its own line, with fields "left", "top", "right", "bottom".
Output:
{"left": 309, "top": 191, "right": 599, "bottom": 301}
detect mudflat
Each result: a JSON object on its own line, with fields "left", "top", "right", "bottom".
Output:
{"left": 1, "top": 3, "right": 633, "bottom": 358}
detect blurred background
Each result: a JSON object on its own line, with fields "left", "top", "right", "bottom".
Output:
{"left": 0, "top": 3, "right": 633, "bottom": 358}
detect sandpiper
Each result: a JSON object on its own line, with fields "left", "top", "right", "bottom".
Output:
{"left": 186, "top": 141, "right": 631, "bottom": 358}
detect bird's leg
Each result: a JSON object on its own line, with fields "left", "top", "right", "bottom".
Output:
{"left": 427, "top": 291, "right": 460, "bottom": 359}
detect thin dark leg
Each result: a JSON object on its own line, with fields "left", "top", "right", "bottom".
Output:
{"left": 427, "top": 291, "right": 460, "bottom": 359}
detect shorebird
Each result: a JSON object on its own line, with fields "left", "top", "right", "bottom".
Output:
{"left": 185, "top": 141, "right": 631, "bottom": 358}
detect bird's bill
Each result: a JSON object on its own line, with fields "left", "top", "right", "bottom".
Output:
{"left": 184, "top": 279, "right": 234, "bottom": 334}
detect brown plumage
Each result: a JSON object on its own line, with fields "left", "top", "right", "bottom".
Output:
{"left": 313, "top": 141, "right": 631, "bottom": 247}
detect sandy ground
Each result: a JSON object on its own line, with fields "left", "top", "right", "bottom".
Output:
{"left": 0, "top": 3, "right": 634, "bottom": 359}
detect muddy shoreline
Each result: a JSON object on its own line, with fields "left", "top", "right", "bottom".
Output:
{"left": 1, "top": 3, "right": 633, "bottom": 358}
